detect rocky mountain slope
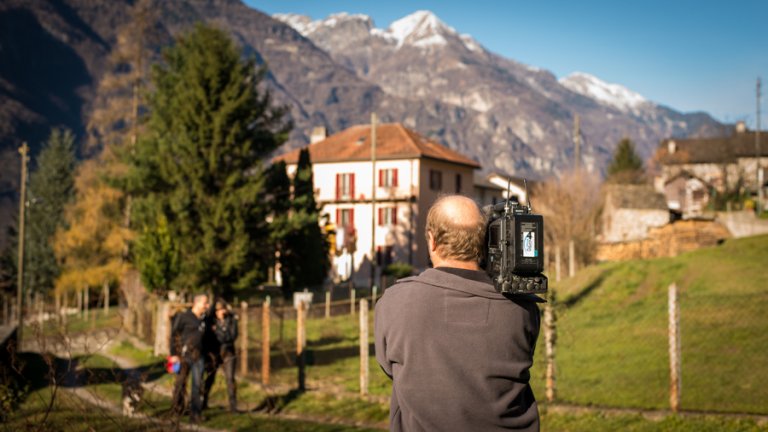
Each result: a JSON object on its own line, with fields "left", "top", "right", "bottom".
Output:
{"left": 275, "top": 10, "right": 726, "bottom": 177}
{"left": 0, "top": 1, "right": 726, "bottom": 247}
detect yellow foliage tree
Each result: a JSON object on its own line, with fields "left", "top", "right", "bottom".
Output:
{"left": 53, "top": 158, "right": 133, "bottom": 298}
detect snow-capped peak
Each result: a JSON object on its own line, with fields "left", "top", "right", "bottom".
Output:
{"left": 387, "top": 10, "right": 456, "bottom": 48}
{"left": 275, "top": 10, "right": 484, "bottom": 52}
{"left": 560, "top": 72, "right": 648, "bottom": 113}
{"left": 273, "top": 12, "right": 372, "bottom": 37}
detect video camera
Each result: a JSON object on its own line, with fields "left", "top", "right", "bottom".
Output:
{"left": 482, "top": 182, "right": 548, "bottom": 295}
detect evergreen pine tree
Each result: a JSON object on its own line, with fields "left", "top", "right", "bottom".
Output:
{"left": 607, "top": 138, "right": 645, "bottom": 184}
{"left": 26, "top": 129, "right": 77, "bottom": 295}
{"left": 293, "top": 148, "right": 317, "bottom": 213}
{"left": 279, "top": 149, "right": 329, "bottom": 297}
{"left": 265, "top": 161, "right": 292, "bottom": 295}
{"left": 127, "top": 24, "right": 291, "bottom": 297}
{"left": 133, "top": 212, "right": 179, "bottom": 293}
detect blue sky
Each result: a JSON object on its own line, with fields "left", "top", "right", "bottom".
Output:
{"left": 245, "top": 1, "right": 768, "bottom": 127}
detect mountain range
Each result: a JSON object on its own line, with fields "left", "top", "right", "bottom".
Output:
{"left": 0, "top": 0, "right": 726, "bottom": 247}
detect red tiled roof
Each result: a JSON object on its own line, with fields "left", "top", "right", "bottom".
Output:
{"left": 274, "top": 123, "right": 480, "bottom": 169}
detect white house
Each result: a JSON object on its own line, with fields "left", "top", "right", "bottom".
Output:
{"left": 274, "top": 123, "right": 481, "bottom": 286}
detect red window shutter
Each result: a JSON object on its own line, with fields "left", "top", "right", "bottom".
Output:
{"left": 379, "top": 169, "right": 383, "bottom": 187}
{"left": 335, "top": 174, "right": 340, "bottom": 200}
{"left": 336, "top": 208, "right": 341, "bottom": 225}
{"left": 350, "top": 208, "right": 355, "bottom": 228}
{"left": 393, "top": 169, "right": 398, "bottom": 187}
{"left": 392, "top": 207, "right": 398, "bottom": 225}
{"left": 350, "top": 173, "right": 355, "bottom": 200}
{"left": 378, "top": 207, "right": 383, "bottom": 226}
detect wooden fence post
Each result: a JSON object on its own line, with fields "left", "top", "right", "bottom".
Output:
{"left": 84, "top": 287, "right": 89, "bottom": 321}
{"left": 297, "top": 301, "right": 306, "bottom": 391}
{"left": 36, "top": 293, "right": 43, "bottom": 327}
{"left": 240, "top": 301, "right": 248, "bottom": 376}
{"left": 568, "top": 239, "right": 576, "bottom": 278}
{"left": 325, "top": 291, "right": 330, "bottom": 319}
{"left": 262, "top": 297, "right": 270, "bottom": 386}
{"left": 350, "top": 289, "right": 356, "bottom": 316}
{"left": 555, "top": 246, "right": 561, "bottom": 282}
{"left": 544, "top": 292, "right": 557, "bottom": 402}
{"left": 77, "top": 288, "right": 83, "bottom": 316}
{"left": 668, "top": 283, "right": 681, "bottom": 412}
{"left": 103, "top": 281, "right": 109, "bottom": 316}
{"left": 154, "top": 301, "right": 170, "bottom": 356}
{"left": 360, "top": 298, "right": 369, "bottom": 396}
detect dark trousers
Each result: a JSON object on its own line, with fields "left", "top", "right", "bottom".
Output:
{"left": 172, "top": 357, "right": 204, "bottom": 417}
{"left": 202, "top": 351, "right": 237, "bottom": 411}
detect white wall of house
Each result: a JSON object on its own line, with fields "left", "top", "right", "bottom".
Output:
{"left": 487, "top": 174, "right": 528, "bottom": 205}
{"left": 416, "top": 158, "right": 476, "bottom": 269}
{"left": 287, "top": 157, "right": 478, "bottom": 285}
{"left": 289, "top": 158, "right": 431, "bottom": 286}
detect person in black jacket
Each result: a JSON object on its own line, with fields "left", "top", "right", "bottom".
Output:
{"left": 375, "top": 196, "right": 542, "bottom": 431}
{"left": 201, "top": 300, "right": 239, "bottom": 412}
{"left": 169, "top": 293, "right": 210, "bottom": 423}
{"left": 201, "top": 302, "right": 220, "bottom": 411}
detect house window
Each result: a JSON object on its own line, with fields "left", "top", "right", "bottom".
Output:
{"left": 336, "top": 208, "right": 354, "bottom": 228}
{"left": 455, "top": 174, "right": 462, "bottom": 193}
{"left": 379, "top": 168, "right": 398, "bottom": 187}
{"left": 429, "top": 170, "right": 442, "bottom": 191}
{"left": 378, "top": 207, "right": 397, "bottom": 226}
{"left": 336, "top": 173, "right": 355, "bottom": 200}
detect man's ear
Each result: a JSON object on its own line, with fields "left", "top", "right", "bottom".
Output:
{"left": 428, "top": 231, "right": 437, "bottom": 252}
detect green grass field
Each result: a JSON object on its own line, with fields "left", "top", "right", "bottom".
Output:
{"left": 7, "top": 234, "right": 768, "bottom": 430}
{"left": 537, "top": 234, "right": 768, "bottom": 414}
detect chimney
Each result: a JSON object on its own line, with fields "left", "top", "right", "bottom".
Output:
{"left": 736, "top": 121, "right": 747, "bottom": 134}
{"left": 310, "top": 126, "right": 326, "bottom": 144}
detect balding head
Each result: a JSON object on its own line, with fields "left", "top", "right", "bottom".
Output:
{"left": 426, "top": 195, "right": 485, "bottom": 264}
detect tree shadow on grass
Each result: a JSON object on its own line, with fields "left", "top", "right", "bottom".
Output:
{"left": 248, "top": 342, "right": 376, "bottom": 372}
{"left": 561, "top": 268, "right": 614, "bottom": 309}
{"left": 6, "top": 350, "right": 166, "bottom": 400}
{"left": 252, "top": 388, "right": 305, "bottom": 415}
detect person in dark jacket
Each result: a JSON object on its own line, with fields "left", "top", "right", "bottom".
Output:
{"left": 170, "top": 293, "right": 210, "bottom": 423}
{"left": 202, "top": 300, "right": 239, "bottom": 412}
{"left": 375, "top": 195, "right": 542, "bottom": 431}
{"left": 201, "top": 301, "right": 221, "bottom": 411}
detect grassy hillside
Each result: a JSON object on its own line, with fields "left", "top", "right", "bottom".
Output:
{"left": 531, "top": 234, "right": 768, "bottom": 414}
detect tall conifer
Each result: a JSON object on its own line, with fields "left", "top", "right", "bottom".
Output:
{"left": 127, "top": 24, "right": 290, "bottom": 297}
{"left": 26, "top": 129, "right": 77, "bottom": 295}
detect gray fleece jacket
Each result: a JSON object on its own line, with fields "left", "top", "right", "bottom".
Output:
{"left": 374, "top": 268, "right": 541, "bottom": 431}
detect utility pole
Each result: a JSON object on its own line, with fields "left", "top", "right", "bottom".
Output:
{"left": 757, "top": 77, "right": 763, "bottom": 216}
{"left": 17, "top": 143, "right": 29, "bottom": 346}
{"left": 573, "top": 114, "right": 581, "bottom": 171}
{"left": 370, "top": 113, "right": 377, "bottom": 290}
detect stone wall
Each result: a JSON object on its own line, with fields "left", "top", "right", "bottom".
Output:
{"left": 596, "top": 220, "right": 731, "bottom": 261}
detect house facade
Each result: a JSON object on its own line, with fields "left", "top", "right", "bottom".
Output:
{"left": 275, "top": 123, "right": 480, "bottom": 286}
{"left": 654, "top": 123, "right": 767, "bottom": 211}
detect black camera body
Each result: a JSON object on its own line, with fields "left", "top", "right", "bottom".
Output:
{"left": 483, "top": 197, "right": 548, "bottom": 295}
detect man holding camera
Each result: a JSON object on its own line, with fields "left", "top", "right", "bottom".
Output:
{"left": 375, "top": 195, "right": 542, "bottom": 431}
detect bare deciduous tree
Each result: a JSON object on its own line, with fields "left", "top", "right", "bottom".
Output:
{"left": 533, "top": 169, "right": 602, "bottom": 272}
